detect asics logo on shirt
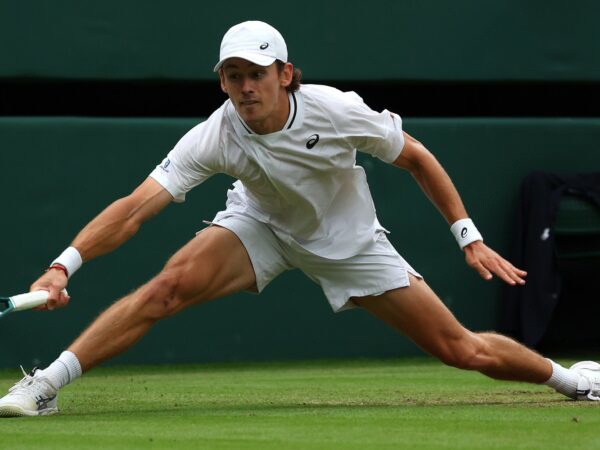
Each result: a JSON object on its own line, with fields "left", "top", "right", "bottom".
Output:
{"left": 306, "top": 134, "right": 320, "bottom": 149}
{"left": 161, "top": 159, "right": 171, "bottom": 172}
{"left": 260, "top": 43, "right": 269, "bottom": 50}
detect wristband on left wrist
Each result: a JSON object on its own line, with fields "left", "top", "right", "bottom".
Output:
{"left": 450, "top": 218, "right": 483, "bottom": 250}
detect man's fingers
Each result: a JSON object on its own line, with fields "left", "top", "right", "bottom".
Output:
{"left": 472, "top": 257, "right": 525, "bottom": 286}
{"left": 504, "top": 260, "right": 527, "bottom": 277}
{"left": 472, "top": 261, "right": 493, "bottom": 281}
{"left": 59, "top": 290, "right": 71, "bottom": 307}
{"left": 46, "top": 296, "right": 59, "bottom": 311}
{"left": 496, "top": 260, "right": 526, "bottom": 285}
{"left": 465, "top": 242, "right": 527, "bottom": 286}
{"left": 46, "top": 298, "right": 65, "bottom": 310}
{"left": 486, "top": 259, "right": 526, "bottom": 286}
{"left": 493, "top": 265, "right": 517, "bottom": 285}
{"left": 505, "top": 266, "right": 526, "bottom": 285}
{"left": 478, "top": 257, "right": 512, "bottom": 285}
{"left": 47, "top": 291, "right": 70, "bottom": 310}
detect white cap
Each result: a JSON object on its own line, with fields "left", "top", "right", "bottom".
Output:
{"left": 213, "top": 21, "right": 288, "bottom": 72}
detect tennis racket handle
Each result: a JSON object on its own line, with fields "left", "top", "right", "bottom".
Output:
{"left": 10, "top": 289, "right": 68, "bottom": 311}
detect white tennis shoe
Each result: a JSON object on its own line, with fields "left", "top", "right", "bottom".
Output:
{"left": 570, "top": 361, "right": 600, "bottom": 401}
{"left": 0, "top": 367, "right": 59, "bottom": 417}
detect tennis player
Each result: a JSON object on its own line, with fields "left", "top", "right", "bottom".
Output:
{"left": 1, "top": 21, "right": 598, "bottom": 417}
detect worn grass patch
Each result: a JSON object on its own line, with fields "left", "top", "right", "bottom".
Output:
{"left": 1, "top": 358, "right": 598, "bottom": 449}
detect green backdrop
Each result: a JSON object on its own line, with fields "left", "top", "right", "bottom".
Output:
{"left": 1, "top": 116, "right": 599, "bottom": 368}
{"left": 2, "top": 0, "right": 599, "bottom": 81}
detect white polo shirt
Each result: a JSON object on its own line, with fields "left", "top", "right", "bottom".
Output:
{"left": 149, "top": 84, "right": 405, "bottom": 260}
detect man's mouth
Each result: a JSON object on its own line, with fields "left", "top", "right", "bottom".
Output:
{"left": 240, "top": 100, "right": 259, "bottom": 106}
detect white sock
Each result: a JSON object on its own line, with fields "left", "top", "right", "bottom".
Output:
{"left": 544, "top": 359, "right": 579, "bottom": 399}
{"left": 36, "top": 351, "right": 82, "bottom": 389}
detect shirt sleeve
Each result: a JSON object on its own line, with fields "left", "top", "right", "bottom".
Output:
{"left": 149, "top": 110, "right": 223, "bottom": 203}
{"left": 341, "top": 91, "right": 405, "bottom": 164}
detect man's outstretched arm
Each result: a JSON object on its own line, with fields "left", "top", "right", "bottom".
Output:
{"left": 32, "top": 177, "right": 173, "bottom": 309}
{"left": 393, "top": 131, "right": 526, "bottom": 286}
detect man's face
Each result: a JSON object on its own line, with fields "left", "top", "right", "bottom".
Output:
{"left": 219, "top": 58, "right": 292, "bottom": 132}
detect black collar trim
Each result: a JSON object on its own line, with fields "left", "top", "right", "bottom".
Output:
{"left": 287, "top": 92, "right": 297, "bottom": 130}
{"left": 237, "top": 115, "right": 253, "bottom": 134}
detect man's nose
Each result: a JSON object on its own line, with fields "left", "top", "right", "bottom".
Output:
{"left": 241, "top": 77, "right": 255, "bottom": 94}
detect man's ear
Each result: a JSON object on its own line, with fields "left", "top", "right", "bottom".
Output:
{"left": 280, "top": 63, "right": 293, "bottom": 88}
{"left": 219, "top": 70, "right": 228, "bottom": 94}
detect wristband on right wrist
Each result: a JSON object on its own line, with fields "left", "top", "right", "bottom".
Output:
{"left": 47, "top": 263, "right": 69, "bottom": 278}
{"left": 450, "top": 218, "right": 483, "bottom": 250}
{"left": 51, "top": 247, "right": 82, "bottom": 279}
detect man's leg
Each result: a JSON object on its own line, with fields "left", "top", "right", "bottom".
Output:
{"left": 0, "top": 225, "right": 261, "bottom": 416}
{"left": 353, "top": 275, "right": 552, "bottom": 383}
{"left": 69, "top": 225, "right": 256, "bottom": 372}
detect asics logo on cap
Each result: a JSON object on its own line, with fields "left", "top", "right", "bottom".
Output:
{"left": 260, "top": 42, "right": 269, "bottom": 50}
{"left": 306, "top": 134, "right": 320, "bottom": 149}
{"left": 461, "top": 227, "right": 468, "bottom": 238}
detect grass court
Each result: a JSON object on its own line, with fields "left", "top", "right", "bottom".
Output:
{"left": 1, "top": 358, "right": 598, "bottom": 449}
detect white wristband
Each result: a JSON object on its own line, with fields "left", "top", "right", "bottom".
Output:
{"left": 450, "top": 218, "right": 483, "bottom": 250}
{"left": 51, "top": 247, "right": 83, "bottom": 278}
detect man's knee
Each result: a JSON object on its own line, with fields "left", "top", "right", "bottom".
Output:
{"left": 133, "top": 268, "right": 209, "bottom": 320}
{"left": 434, "top": 332, "right": 488, "bottom": 371}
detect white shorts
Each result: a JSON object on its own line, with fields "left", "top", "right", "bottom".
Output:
{"left": 206, "top": 212, "right": 422, "bottom": 313}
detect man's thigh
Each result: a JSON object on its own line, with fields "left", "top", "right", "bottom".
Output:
{"left": 352, "top": 275, "right": 469, "bottom": 357}
{"left": 161, "top": 225, "right": 257, "bottom": 304}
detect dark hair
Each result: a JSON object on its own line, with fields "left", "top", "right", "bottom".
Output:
{"left": 276, "top": 60, "right": 302, "bottom": 92}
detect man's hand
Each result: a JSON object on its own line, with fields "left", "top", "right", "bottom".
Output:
{"left": 464, "top": 240, "right": 527, "bottom": 286}
{"left": 30, "top": 269, "right": 71, "bottom": 310}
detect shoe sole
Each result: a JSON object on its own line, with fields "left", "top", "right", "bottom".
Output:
{"left": 0, "top": 404, "right": 59, "bottom": 417}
